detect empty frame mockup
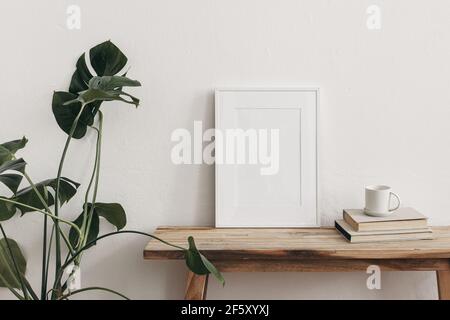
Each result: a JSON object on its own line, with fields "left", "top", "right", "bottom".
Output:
{"left": 215, "top": 88, "right": 319, "bottom": 227}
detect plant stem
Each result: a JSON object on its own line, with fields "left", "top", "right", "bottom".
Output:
{"left": 0, "top": 198, "right": 80, "bottom": 257}
{"left": 0, "top": 198, "right": 82, "bottom": 240}
{"left": 44, "top": 225, "right": 55, "bottom": 297}
{"left": 10, "top": 157, "right": 55, "bottom": 299}
{"left": 0, "top": 224, "right": 28, "bottom": 299}
{"left": 78, "top": 112, "right": 103, "bottom": 264}
{"left": 41, "top": 215, "right": 48, "bottom": 300}
{"left": 53, "top": 104, "right": 86, "bottom": 297}
{"left": 21, "top": 172, "right": 54, "bottom": 215}
{"left": 53, "top": 230, "right": 187, "bottom": 291}
{"left": 57, "top": 286, "right": 129, "bottom": 300}
{"left": 79, "top": 124, "right": 101, "bottom": 254}
{"left": 21, "top": 276, "right": 39, "bottom": 300}
{"left": 0, "top": 273, "right": 25, "bottom": 300}
{"left": 21, "top": 170, "right": 54, "bottom": 300}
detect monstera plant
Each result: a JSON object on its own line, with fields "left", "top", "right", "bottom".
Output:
{"left": 0, "top": 41, "right": 223, "bottom": 300}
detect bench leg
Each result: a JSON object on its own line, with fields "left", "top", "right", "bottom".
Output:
{"left": 185, "top": 271, "right": 208, "bottom": 300}
{"left": 437, "top": 270, "right": 450, "bottom": 300}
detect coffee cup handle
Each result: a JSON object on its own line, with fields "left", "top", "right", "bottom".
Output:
{"left": 389, "top": 192, "right": 401, "bottom": 212}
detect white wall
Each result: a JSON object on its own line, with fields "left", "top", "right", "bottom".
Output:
{"left": 1, "top": 0, "right": 450, "bottom": 299}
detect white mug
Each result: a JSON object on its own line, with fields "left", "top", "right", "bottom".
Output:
{"left": 364, "top": 185, "right": 401, "bottom": 217}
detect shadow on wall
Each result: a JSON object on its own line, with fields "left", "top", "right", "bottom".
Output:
{"left": 166, "top": 90, "right": 216, "bottom": 226}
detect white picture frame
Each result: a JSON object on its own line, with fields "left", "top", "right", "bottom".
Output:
{"left": 215, "top": 88, "right": 319, "bottom": 227}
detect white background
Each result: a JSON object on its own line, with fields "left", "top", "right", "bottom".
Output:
{"left": 1, "top": 0, "right": 450, "bottom": 299}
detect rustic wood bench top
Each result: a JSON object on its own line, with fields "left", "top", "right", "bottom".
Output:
{"left": 143, "top": 226, "right": 450, "bottom": 300}
{"left": 144, "top": 226, "right": 450, "bottom": 260}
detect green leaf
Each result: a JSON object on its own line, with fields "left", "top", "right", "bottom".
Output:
{"left": 1, "top": 137, "right": 28, "bottom": 155}
{"left": 0, "top": 159, "right": 26, "bottom": 175}
{"left": 49, "top": 177, "right": 80, "bottom": 205}
{"left": 65, "top": 76, "right": 141, "bottom": 107}
{"left": 52, "top": 91, "right": 100, "bottom": 139}
{"left": 199, "top": 253, "right": 225, "bottom": 286}
{"left": 0, "top": 138, "right": 27, "bottom": 166}
{"left": 69, "top": 41, "right": 128, "bottom": 95}
{"left": 65, "top": 89, "right": 116, "bottom": 106}
{"left": 0, "top": 160, "right": 24, "bottom": 219}
{"left": 14, "top": 185, "right": 55, "bottom": 215}
{"left": 14, "top": 177, "right": 79, "bottom": 215}
{"left": 69, "top": 53, "right": 93, "bottom": 94}
{"left": 69, "top": 202, "right": 125, "bottom": 248}
{"left": 0, "top": 174, "right": 23, "bottom": 194}
{"left": 69, "top": 89, "right": 140, "bottom": 107}
{"left": 184, "top": 236, "right": 225, "bottom": 286}
{"left": 89, "top": 76, "right": 141, "bottom": 91}
{"left": 0, "top": 146, "right": 11, "bottom": 166}
{"left": 114, "top": 90, "right": 140, "bottom": 106}
{"left": 69, "top": 212, "right": 99, "bottom": 248}
{"left": 185, "top": 237, "right": 211, "bottom": 275}
{"left": 89, "top": 40, "right": 128, "bottom": 77}
{"left": 55, "top": 41, "right": 137, "bottom": 138}
{"left": 0, "top": 238, "right": 27, "bottom": 289}
{"left": 89, "top": 203, "right": 127, "bottom": 230}
{"left": 0, "top": 199, "right": 16, "bottom": 221}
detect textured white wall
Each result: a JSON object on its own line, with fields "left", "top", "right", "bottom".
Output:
{"left": 1, "top": 0, "right": 450, "bottom": 299}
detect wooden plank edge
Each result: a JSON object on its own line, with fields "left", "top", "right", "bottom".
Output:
{"left": 144, "top": 249, "right": 450, "bottom": 260}
{"left": 215, "top": 259, "right": 450, "bottom": 272}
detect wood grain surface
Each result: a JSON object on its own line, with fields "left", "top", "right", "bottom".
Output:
{"left": 185, "top": 271, "right": 208, "bottom": 300}
{"left": 144, "top": 226, "right": 450, "bottom": 260}
{"left": 437, "top": 270, "right": 450, "bottom": 300}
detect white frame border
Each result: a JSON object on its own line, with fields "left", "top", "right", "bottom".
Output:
{"left": 214, "top": 87, "right": 320, "bottom": 227}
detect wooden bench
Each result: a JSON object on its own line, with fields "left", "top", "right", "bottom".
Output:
{"left": 143, "top": 226, "right": 450, "bottom": 300}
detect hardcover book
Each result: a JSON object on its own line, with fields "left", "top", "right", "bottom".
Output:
{"left": 343, "top": 207, "right": 428, "bottom": 232}
{"left": 335, "top": 219, "right": 432, "bottom": 243}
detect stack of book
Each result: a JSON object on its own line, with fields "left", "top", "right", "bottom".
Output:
{"left": 335, "top": 207, "right": 433, "bottom": 243}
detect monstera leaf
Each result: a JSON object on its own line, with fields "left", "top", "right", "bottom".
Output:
{"left": 0, "top": 237, "right": 27, "bottom": 289}
{"left": 0, "top": 174, "right": 23, "bottom": 194}
{"left": 0, "top": 146, "right": 11, "bottom": 167}
{"left": 1, "top": 137, "right": 27, "bottom": 156}
{"left": 0, "top": 140, "right": 33, "bottom": 220}
{"left": 69, "top": 211, "right": 100, "bottom": 248}
{"left": 69, "top": 40, "right": 128, "bottom": 94}
{"left": 0, "top": 159, "right": 26, "bottom": 175}
{"left": 69, "top": 53, "right": 92, "bottom": 95}
{"left": 65, "top": 76, "right": 141, "bottom": 107}
{"left": 52, "top": 92, "right": 100, "bottom": 139}
{"left": 0, "top": 137, "right": 28, "bottom": 195}
{"left": 12, "top": 177, "right": 80, "bottom": 216}
{"left": 90, "top": 202, "right": 127, "bottom": 230}
{"left": 69, "top": 202, "right": 126, "bottom": 247}
{"left": 88, "top": 40, "right": 128, "bottom": 79}
{"left": 0, "top": 199, "right": 16, "bottom": 221}
{"left": 0, "top": 137, "right": 27, "bottom": 166}
{"left": 53, "top": 41, "right": 129, "bottom": 139}
{"left": 0, "top": 158, "right": 26, "bottom": 196}
{"left": 0, "top": 137, "right": 27, "bottom": 178}
{"left": 185, "top": 236, "right": 225, "bottom": 286}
